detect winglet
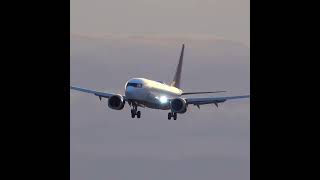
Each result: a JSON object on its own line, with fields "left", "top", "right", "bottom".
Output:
{"left": 170, "top": 44, "right": 184, "bottom": 88}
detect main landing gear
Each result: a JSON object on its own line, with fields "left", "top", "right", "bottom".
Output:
{"left": 130, "top": 106, "right": 141, "bottom": 119}
{"left": 168, "top": 112, "right": 177, "bottom": 120}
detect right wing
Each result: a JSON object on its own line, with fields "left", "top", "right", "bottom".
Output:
{"left": 70, "top": 86, "right": 124, "bottom": 100}
{"left": 186, "top": 95, "right": 250, "bottom": 107}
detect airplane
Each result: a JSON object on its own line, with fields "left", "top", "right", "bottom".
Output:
{"left": 71, "top": 44, "right": 250, "bottom": 120}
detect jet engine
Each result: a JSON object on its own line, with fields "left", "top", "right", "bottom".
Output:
{"left": 108, "top": 94, "right": 125, "bottom": 110}
{"left": 170, "top": 97, "right": 187, "bottom": 113}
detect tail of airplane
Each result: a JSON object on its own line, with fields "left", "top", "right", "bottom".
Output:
{"left": 170, "top": 44, "right": 184, "bottom": 88}
{"left": 170, "top": 44, "right": 227, "bottom": 95}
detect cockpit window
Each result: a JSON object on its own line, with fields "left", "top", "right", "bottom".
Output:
{"left": 126, "top": 83, "right": 143, "bottom": 88}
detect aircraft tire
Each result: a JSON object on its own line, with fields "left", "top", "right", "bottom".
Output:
{"left": 137, "top": 111, "right": 141, "bottom": 118}
{"left": 173, "top": 113, "right": 177, "bottom": 120}
{"left": 168, "top": 112, "right": 172, "bottom": 120}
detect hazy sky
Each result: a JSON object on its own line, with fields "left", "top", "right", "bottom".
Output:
{"left": 70, "top": 35, "right": 250, "bottom": 180}
{"left": 71, "top": 0, "right": 250, "bottom": 46}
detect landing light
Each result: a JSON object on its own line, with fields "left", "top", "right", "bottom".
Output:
{"left": 159, "top": 96, "right": 168, "bottom": 104}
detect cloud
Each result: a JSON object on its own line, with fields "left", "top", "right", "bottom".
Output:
{"left": 70, "top": 33, "right": 248, "bottom": 48}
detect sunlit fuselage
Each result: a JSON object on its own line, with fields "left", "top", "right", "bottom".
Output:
{"left": 125, "top": 78, "right": 183, "bottom": 110}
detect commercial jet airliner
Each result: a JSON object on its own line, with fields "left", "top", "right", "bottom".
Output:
{"left": 71, "top": 44, "right": 249, "bottom": 120}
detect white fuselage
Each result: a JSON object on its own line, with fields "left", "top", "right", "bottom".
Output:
{"left": 125, "top": 78, "right": 183, "bottom": 110}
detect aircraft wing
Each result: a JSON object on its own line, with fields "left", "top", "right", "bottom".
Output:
{"left": 185, "top": 95, "right": 250, "bottom": 107}
{"left": 70, "top": 86, "right": 124, "bottom": 100}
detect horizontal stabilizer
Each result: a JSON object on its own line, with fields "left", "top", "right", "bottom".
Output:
{"left": 181, "top": 91, "right": 226, "bottom": 95}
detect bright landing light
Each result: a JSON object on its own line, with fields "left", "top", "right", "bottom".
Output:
{"left": 159, "top": 96, "right": 168, "bottom": 104}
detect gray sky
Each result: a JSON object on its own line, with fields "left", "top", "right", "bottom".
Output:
{"left": 71, "top": 0, "right": 250, "bottom": 46}
{"left": 70, "top": 35, "right": 250, "bottom": 180}
{"left": 71, "top": 1, "right": 249, "bottom": 180}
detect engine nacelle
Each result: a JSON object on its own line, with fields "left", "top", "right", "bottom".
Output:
{"left": 108, "top": 94, "right": 125, "bottom": 110}
{"left": 170, "top": 97, "right": 187, "bottom": 113}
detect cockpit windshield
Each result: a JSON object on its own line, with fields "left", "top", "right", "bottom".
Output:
{"left": 126, "top": 83, "right": 143, "bottom": 88}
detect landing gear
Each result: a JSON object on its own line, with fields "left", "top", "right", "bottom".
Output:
{"left": 168, "top": 112, "right": 177, "bottom": 120}
{"left": 130, "top": 106, "right": 141, "bottom": 119}
{"left": 131, "top": 110, "right": 135, "bottom": 118}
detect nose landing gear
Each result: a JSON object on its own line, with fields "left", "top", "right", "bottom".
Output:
{"left": 168, "top": 112, "right": 177, "bottom": 120}
{"left": 130, "top": 106, "right": 141, "bottom": 119}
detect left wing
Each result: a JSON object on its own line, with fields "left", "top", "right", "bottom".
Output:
{"left": 70, "top": 86, "right": 124, "bottom": 100}
{"left": 186, "top": 95, "right": 250, "bottom": 107}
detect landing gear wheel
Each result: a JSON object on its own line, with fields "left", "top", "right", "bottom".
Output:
{"left": 168, "top": 112, "right": 172, "bottom": 120}
{"left": 173, "top": 113, "right": 177, "bottom": 120}
{"left": 131, "top": 109, "right": 135, "bottom": 118}
{"left": 137, "top": 111, "right": 141, "bottom": 118}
